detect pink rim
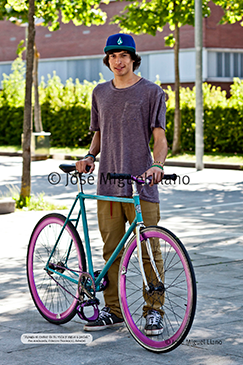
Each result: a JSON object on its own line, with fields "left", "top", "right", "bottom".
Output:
{"left": 28, "top": 216, "right": 81, "bottom": 321}
{"left": 119, "top": 230, "right": 193, "bottom": 349}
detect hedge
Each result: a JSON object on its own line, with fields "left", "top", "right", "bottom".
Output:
{"left": 166, "top": 106, "right": 243, "bottom": 153}
{"left": 0, "top": 105, "right": 24, "bottom": 145}
{"left": 1, "top": 103, "right": 242, "bottom": 153}
{"left": 1, "top": 54, "right": 243, "bottom": 152}
{"left": 41, "top": 102, "right": 92, "bottom": 147}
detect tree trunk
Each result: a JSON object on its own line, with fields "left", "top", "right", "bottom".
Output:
{"left": 172, "top": 22, "right": 181, "bottom": 155}
{"left": 33, "top": 43, "right": 43, "bottom": 132}
{"left": 20, "top": 0, "right": 35, "bottom": 201}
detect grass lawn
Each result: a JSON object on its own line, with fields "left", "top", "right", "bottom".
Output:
{"left": 166, "top": 151, "right": 243, "bottom": 165}
{"left": 50, "top": 147, "right": 89, "bottom": 156}
{"left": 1, "top": 146, "right": 243, "bottom": 165}
{"left": 0, "top": 145, "right": 89, "bottom": 156}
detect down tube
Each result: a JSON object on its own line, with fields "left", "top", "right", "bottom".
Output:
{"left": 95, "top": 219, "right": 137, "bottom": 287}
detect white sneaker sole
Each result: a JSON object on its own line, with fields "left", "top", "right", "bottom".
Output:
{"left": 144, "top": 328, "right": 163, "bottom": 336}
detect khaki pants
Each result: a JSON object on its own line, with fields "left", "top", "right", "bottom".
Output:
{"left": 97, "top": 199, "right": 164, "bottom": 318}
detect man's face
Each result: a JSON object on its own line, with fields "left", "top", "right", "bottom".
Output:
{"left": 108, "top": 51, "right": 134, "bottom": 77}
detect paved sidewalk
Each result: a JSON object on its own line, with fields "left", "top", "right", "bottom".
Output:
{"left": 0, "top": 156, "right": 243, "bottom": 365}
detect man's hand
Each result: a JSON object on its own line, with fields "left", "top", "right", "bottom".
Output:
{"left": 76, "top": 157, "right": 95, "bottom": 174}
{"left": 141, "top": 166, "right": 164, "bottom": 186}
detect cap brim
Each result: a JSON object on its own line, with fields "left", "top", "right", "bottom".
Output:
{"left": 104, "top": 45, "right": 136, "bottom": 53}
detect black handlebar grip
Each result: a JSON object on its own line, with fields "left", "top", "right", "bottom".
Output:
{"left": 163, "top": 174, "right": 177, "bottom": 181}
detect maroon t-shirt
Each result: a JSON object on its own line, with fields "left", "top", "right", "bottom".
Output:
{"left": 90, "top": 78, "right": 166, "bottom": 203}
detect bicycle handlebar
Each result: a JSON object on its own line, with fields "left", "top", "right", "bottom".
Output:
{"left": 107, "top": 173, "right": 177, "bottom": 185}
{"left": 59, "top": 164, "right": 177, "bottom": 184}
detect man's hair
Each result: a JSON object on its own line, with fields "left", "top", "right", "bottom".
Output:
{"left": 103, "top": 50, "right": 141, "bottom": 71}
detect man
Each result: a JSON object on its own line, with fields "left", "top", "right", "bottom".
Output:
{"left": 76, "top": 33, "right": 168, "bottom": 334}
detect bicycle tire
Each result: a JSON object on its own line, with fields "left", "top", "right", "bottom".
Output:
{"left": 27, "top": 213, "right": 86, "bottom": 324}
{"left": 118, "top": 226, "right": 196, "bottom": 353}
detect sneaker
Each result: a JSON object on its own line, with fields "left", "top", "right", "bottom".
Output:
{"left": 83, "top": 307, "right": 124, "bottom": 332}
{"left": 144, "top": 310, "right": 163, "bottom": 336}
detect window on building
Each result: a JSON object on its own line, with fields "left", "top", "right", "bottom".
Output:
{"left": 224, "top": 53, "right": 231, "bottom": 77}
{"left": 217, "top": 52, "right": 223, "bottom": 77}
{"left": 241, "top": 54, "right": 243, "bottom": 78}
{"left": 234, "top": 53, "right": 239, "bottom": 77}
{"left": 215, "top": 52, "right": 243, "bottom": 78}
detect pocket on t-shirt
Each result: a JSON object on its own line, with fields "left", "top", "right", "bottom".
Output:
{"left": 121, "top": 101, "right": 149, "bottom": 150}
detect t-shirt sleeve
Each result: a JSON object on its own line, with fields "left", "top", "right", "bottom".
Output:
{"left": 90, "top": 89, "right": 100, "bottom": 132}
{"left": 150, "top": 90, "right": 166, "bottom": 130}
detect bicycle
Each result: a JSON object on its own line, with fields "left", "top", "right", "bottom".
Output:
{"left": 27, "top": 164, "right": 197, "bottom": 353}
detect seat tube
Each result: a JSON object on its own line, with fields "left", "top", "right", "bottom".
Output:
{"left": 79, "top": 195, "right": 94, "bottom": 277}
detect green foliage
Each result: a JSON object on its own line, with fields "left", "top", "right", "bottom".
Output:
{"left": 0, "top": 52, "right": 25, "bottom": 107}
{"left": 164, "top": 78, "right": 243, "bottom": 153}
{"left": 212, "top": 0, "right": 243, "bottom": 26}
{"left": 1, "top": 185, "right": 67, "bottom": 210}
{"left": 112, "top": 0, "right": 211, "bottom": 43}
{"left": 14, "top": 193, "right": 67, "bottom": 210}
{"left": 165, "top": 34, "right": 176, "bottom": 47}
{"left": 0, "top": 0, "right": 106, "bottom": 31}
{"left": 0, "top": 53, "right": 25, "bottom": 144}
{"left": 0, "top": 52, "right": 104, "bottom": 147}
{"left": 163, "top": 82, "right": 228, "bottom": 110}
{"left": 41, "top": 103, "right": 92, "bottom": 147}
{"left": 228, "top": 77, "right": 243, "bottom": 107}
{"left": 39, "top": 73, "right": 103, "bottom": 147}
{"left": 0, "top": 105, "right": 24, "bottom": 145}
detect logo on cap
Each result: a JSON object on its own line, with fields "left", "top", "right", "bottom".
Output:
{"left": 117, "top": 37, "right": 123, "bottom": 45}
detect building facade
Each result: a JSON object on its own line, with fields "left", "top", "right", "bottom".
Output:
{"left": 0, "top": 1, "right": 243, "bottom": 93}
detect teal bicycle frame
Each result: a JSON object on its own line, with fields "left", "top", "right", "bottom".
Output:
{"left": 45, "top": 175, "right": 152, "bottom": 294}
{"left": 45, "top": 165, "right": 168, "bottom": 300}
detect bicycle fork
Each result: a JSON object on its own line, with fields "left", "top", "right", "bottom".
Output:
{"left": 136, "top": 225, "right": 163, "bottom": 291}
{"left": 133, "top": 184, "right": 163, "bottom": 292}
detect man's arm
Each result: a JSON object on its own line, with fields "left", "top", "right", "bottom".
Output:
{"left": 142, "top": 127, "right": 168, "bottom": 186}
{"left": 76, "top": 131, "right": 100, "bottom": 173}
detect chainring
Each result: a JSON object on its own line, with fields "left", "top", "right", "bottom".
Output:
{"left": 77, "top": 272, "right": 99, "bottom": 322}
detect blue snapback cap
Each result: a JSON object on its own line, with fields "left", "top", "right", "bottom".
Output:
{"left": 104, "top": 33, "right": 136, "bottom": 53}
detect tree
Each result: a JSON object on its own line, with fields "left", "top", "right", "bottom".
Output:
{"left": 112, "top": 0, "right": 210, "bottom": 155}
{"left": 0, "top": 0, "right": 107, "bottom": 204}
{"left": 21, "top": 0, "right": 35, "bottom": 200}
{"left": 33, "top": 43, "right": 43, "bottom": 133}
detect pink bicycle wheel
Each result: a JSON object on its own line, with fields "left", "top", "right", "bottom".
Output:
{"left": 119, "top": 226, "right": 196, "bottom": 353}
{"left": 27, "top": 213, "right": 86, "bottom": 324}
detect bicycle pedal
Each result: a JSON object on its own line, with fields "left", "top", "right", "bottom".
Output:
{"left": 76, "top": 298, "right": 100, "bottom": 322}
